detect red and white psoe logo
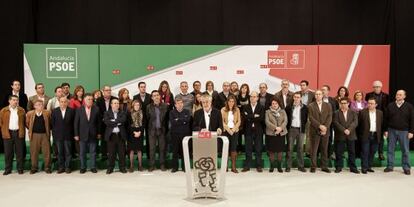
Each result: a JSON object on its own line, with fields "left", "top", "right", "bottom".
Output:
{"left": 266, "top": 50, "right": 305, "bottom": 69}
{"left": 198, "top": 131, "right": 212, "bottom": 139}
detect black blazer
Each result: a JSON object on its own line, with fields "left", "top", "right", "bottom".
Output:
{"left": 365, "top": 91, "right": 389, "bottom": 112}
{"left": 103, "top": 110, "right": 128, "bottom": 141}
{"left": 285, "top": 104, "right": 308, "bottom": 133}
{"left": 258, "top": 92, "right": 273, "bottom": 110}
{"left": 2, "top": 91, "right": 28, "bottom": 111}
{"left": 74, "top": 105, "right": 101, "bottom": 141}
{"left": 242, "top": 104, "right": 265, "bottom": 135}
{"left": 51, "top": 107, "right": 75, "bottom": 141}
{"left": 215, "top": 92, "right": 233, "bottom": 110}
{"left": 95, "top": 96, "right": 116, "bottom": 132}
{"left": 358, "top": 108, "right": 383, "bottom": 141}
{"left": 333, "top": 109, "right": 359, "bottom": 141}
{"left": 193, "top": 108, "right": 223, "bottom": 132}
{"left": 146, "top": 103, "right": 169, "bottom": 133}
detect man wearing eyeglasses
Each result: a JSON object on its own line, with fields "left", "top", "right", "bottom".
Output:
{"left": 365, "top": 80, "right": 389, "bottom": 161}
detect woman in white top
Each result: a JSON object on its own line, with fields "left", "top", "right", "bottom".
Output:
{"left": 221, "top": 95, "right": 241, "bottom": 173}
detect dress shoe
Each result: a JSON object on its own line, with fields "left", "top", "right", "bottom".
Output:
{"left": 106, "top": 169, "right": 113, "bottom": 174}
{"left": 45, "top": 169, "right": 52, "bottom": 174}
{"left": 138, "top": 166, "right": 144, "bottom": 172}
{"left": 384, "top": 168, "right": 393, "bottom": 173}
{"left": 171, "top": 168, "right": 178, "bottom": 173}
{"left": 285, "top": 168, "right": 291, "bottom": 173}
{"left": 361, "top": 169, "right": 367, "bottom": 174}
{"left": 128, "top": 167, "right": 134, "bottom": 173}
{"left": 367, "top": 168, "right": 375, "bottom": 173}
{"left": 120, "top": 169, "right": 127, "bottom": 173}
{"left": 310, "top": 168, "right": 316, "bottom": 173}
{"left": 298, "top": 168, "right": 306, "bottom": 172}
{"left": 148, "top": 166, "right": 155, "bottom": 172}
{"left": 404, "top": 169, "right": 411, "bottom": 175}
{"left": 65, "top": 168, "right": 72, "bottom": 174}
{"left": 3, "top": 170, "right": 11, "bottom": 176}
{"left": 335, "top": 168, "right": 342, "bottom": 173}
{"left": 241, "top": 167, "right": 250, "bottom": 172}
{"left": 269, "top": 167, "right": 274, "bottom": 173}
{"left": 160, "top": 165, "right": 167, "bottom": 171}
{"left": 57, "top": 168, "right": 65, "bottom": 174}
{"left": 80, "top": 169, "right": 86, "bottom": 174}
{"left": 350, "top": 169, "right": 360, "bottom": 174}
{"left": 379, "top": 153, "right": 385, "bottom": 161}
{"left": 30, "top": 169, "right": 38, "bottom": 174}
{"left": 257, "top": 167, "right": 263, "bottom": 173}
{"left": 18, "top": 170, "right": 24, "bottom": 174}
{"left": 322, "top": 168, "right": 331, "bottom": 173}
{"left": 91, "top": 168, "right": 98, "bottom": 173}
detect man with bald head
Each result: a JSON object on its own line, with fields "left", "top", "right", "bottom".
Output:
{"left": 365, "top": 80, "right": 390, "bottom": 160}
{"left": 384, "top": 90, "right": 414, "bottom": 175}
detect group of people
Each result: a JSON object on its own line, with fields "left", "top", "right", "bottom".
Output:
{"left": 0, "top": 79, "right": 413, "bottom": 176}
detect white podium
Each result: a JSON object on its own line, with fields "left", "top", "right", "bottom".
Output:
{"left": 182, "top": 131, "right": 229, "bottom": 199}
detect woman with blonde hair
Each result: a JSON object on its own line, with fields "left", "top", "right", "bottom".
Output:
{"left": 127, "top": 100, "right": 145, "bottom": 172}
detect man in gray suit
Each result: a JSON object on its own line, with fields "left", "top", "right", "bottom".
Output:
{"left": 308, "top": 90, "right": 332, "bottom": 173}
{"left": 333, "top": 97, "right": 359, "bottom": 174}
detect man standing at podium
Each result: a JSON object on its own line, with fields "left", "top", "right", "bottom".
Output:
{"left": 193, "top": 94, "right": 223, "bottom": 134}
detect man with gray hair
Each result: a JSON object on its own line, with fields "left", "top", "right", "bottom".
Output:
{"left": 215, "top": 81, "right": 233, "bottom": 110}
{"left": 193, "top": 94, "right": 223, "bottom": 134}
{"left": 365, "top": 80, "right": 389, "bottom": 160}
{"left": 384, "top": 90, "right": 414, "bottom": 175}
{"left": 274, "top": 79, "right": 294, "bottom": 109}
{"left": 175, "top": 81, "right": 194, "bottom": 112}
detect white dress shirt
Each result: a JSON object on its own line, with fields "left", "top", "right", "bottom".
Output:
{"left": 8, "top": 106, "right": 19, "bottom": 130}
{"left": 227, "top": 111, "right": 235, "bottom": 129}
{"left": 369, "top": 110, "right": 377, "bottom": 132}
{"left": 291, "top": 104, "right": 301, "bottom": 128}
{"left": 204, "top": 109, "right": 212, "bottom": 130}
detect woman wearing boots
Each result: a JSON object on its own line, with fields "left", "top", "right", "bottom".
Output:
{"left": 127, "top": 100, "right": 145, "bottom": 172}
{"left": 221, "top": 95, "right": 241, "bottom": 173}
{"left": 265, "top": 98, "right": 288, "bottom": 173}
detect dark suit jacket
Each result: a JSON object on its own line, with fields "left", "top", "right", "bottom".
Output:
{"left": 95, "top": 96, "right": 116, "bottom": 132}
{"left": 274, "top": 90, "right": 294, "bottom": 109}
{"left": 133, "top": 93, "right": 152, "bottom": 112}
{"left": 301, "top": 91, "right": 315, "bottom": 105}
{"left": 365, "top": 91, "right": 389, "bottom": 112}
{"left": 146, "top": 103, "right": 169, "bottom": 133}
{"left": 2, "top": 91, "right": 28, "bottom": 111}
{"left": 74, "top": 105, "right": 101, "bottom": 141}
{"left": 242, "top": 104, "right": 265, "bottom": 135}
{"left": 333, "top": 109, "right": 359, "bottom": 141}
{"left": 308, "top": 102, "right": 333, "bottom": 137}
{"left": 51, "top": 107, "right": 75, "bottom": 141}
{"left": 215, "top": 92, "right": 233, "bottom": 110}
{"left": 258, "top": 92, "right": 273, "bottom": 110}
{"left": 358, "top": 108, "right": 383, "bottom": 141}
{"left": 203, "top": 91, "right": 220, "bottom": 110}
{"left": 285, "top": 104, "right": 308, "bottom": 133}
{"left": 193, "top": 108, "right": 223, "bottom": 132}
{"left": 103, "top": 110, "right": 127, "bottom": 141}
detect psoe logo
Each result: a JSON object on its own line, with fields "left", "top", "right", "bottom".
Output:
{"left": 266, "top": 50, "right": 305, "bottom": 69}
{"left": 46, "top": 48, "right": 78, "bottom": 78}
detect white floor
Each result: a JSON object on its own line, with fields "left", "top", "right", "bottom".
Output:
{"left": 0, "top": 168, "right": 412, "bottom": 207}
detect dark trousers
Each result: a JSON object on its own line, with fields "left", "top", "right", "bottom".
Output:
{"left": 55, "top": 139, "right": 72, "bottom": 169}
{"left": 244, "top": 131, "right": 263, "bottom": 168}
{"left": 149, "top": 129, "right": 166, "bottom": 167}
{"left": 3, "top": 130, "right": 25, "bottom": 172}
{"left": 171, "top": 134, "right": 186, "bottom": 170}
{"left": 79, "top": 139, "right": 97, "bottom": 170}
{"left": 107, "top": 133, "right": 126, "bottom": 170}
{"left": 335, "top": 139, "right": 357, "bottom": 170}
{"left": 361, "top": 134, "right": 378, "bottom": 170}
{"left": 310, "top": 134, "right": 329, "bottom": 169}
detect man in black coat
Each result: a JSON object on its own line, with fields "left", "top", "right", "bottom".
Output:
{"left": 95, "top": 85, "right": 116, "bottom": 160}
{"left": 215, "top": 81, "right": 233, "bottom": 110}
{"left": 74, "top": 94, "right": 101, "bottom": 174}
{"left": 51, "top": 96, "right": 76, "bottom": 173}
{"left": 104, "top": 98, "right": 128, "bottom": 174}
{"left": 169, "top": 97, "right": 192, "bottom": 172}
{"left": 365, "top": 80, "right": 389, "bottom": 160}
{"left": 241, "top": 91, "right": 265, "bottom": 173}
